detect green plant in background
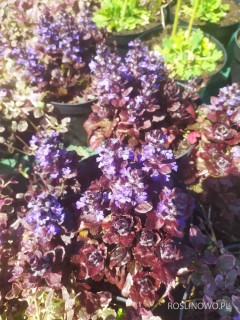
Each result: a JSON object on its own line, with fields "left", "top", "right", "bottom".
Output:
{"left": 153, "top": 0, "right": 223, "bottom": 80}
{"left": 93, "top": 0, "right": 162, "bottom": 32}
{"left": 154, "top": 28, "right": 223, "bottom": 80}
{"left": 181, "top": 0, "right": 230, "bottom": 23}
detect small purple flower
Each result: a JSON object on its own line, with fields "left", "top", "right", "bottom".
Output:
{"left": 97, "top": 139, "right": 134, "bottom": 178}
{"left": 76, "top": 190, "right": 107, "bottom": 222}
{"left": 30, "top": 131, "right": 78, "bottom": 186}
{"left": 140, "top": 131, "right": 177, "bottom": 179}
{"left": 110, "top": 177, "right": 147, "bottom": 209}
{"left": 11, "top": 8, "right": 107, "bottom": 102}
{"left": 26, "top": 192, "right": 65, "bottom": 240}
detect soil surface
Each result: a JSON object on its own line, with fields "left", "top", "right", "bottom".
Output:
{"left": 172, "top": 0, "right": 240, "bottom": 27}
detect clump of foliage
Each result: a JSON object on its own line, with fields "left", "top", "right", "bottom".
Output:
{"left": 154, "top": 28, "right": 223, "bottom": 80}
{"left": 0, "top": 0, "right": 78, "bottom": 50}
{"left": 181, "top": 0, "right": 230, "bottom": 24}
{"left": 187, "top": 223, "right": 240, "bottom": 320}
{"left": 0, "top": 178, "right": 26, "bottom": 317}
{"left": 93, "top": 0, "right": 164, "bottom": 32}
{"left": 0, "top": 80, "right": 53, "bottom": 153}
{"left": 0, "top": 1, "right": 81, "bottom": 154}
{"left": 12, "top": 8, "right": 107, "bottom": 103}
{"left": 0, "top": 75, "right": 70, "bottom": 154}
{"left": 186, "top": 83, "right": 240, "bottom": 180}
{"left": 84, "top": 39, "right": 198, "bottom": 149}
{"left": 192, "top": 249, "right": 240, "bottom": 319}
{"left": 153, "top": 0, "right": 224, "bottom": 80}
{"left": 179, "top": 83, "right": 240, "bottom": 242}
{"left": 2, "top": 129, "right": 195, "bottom": 318}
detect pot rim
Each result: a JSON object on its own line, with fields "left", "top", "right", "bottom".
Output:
{"left": 51, "top": 98, "right": 97, "bottom": 116}
{"left": 111, "top": 14, "right": 165, "bottom": 38}
{"left": 51, "top": 97, "right": 97, "bottom": 107}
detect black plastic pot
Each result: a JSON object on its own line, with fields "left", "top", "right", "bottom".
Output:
{"left": 230, "top": 28, "right": 240, "bottom": 83}
{"left": 200, "top": 22, "right": 240, "bottom": 48}
{"left": 51, "top": 98, "right": 97, "bottom": 116}
{"left": 111, "top": 21, "right": 162, "bottom": 46}
{"left": 52, "top": 99, "right": 96, "bottom": 145}
{"left": 109, "top": 12, "right": 167, "bottom": 57}
{"left": 169, "top": 2, "right": 240, "bottom": 48}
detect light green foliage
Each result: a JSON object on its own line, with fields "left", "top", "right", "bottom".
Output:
{"left": 93, "top": 0, "right": 160, "bottom": 32}
{"left": 182, "top": 0, "right": 230, "bottom": 23}
{"left": 116, "top": 308, "right": 125, "bottom": 319}
{"left": 67, "top": 145, "right": 97, "bottom": 159}
{"left": 154, "top": 28, "right": 223, "bottom": 80}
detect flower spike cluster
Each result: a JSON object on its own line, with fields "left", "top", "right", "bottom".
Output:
{"left": 29, "top": 130, "right": 81, "bottom": 197}
{"left": 74, "top": 130, "right": 193, "bottom": 307}
{"left": 12, "top": 7, "right": 107, "bottom": 102}
{"left": 181, "top": 83, "right": 240, "bottom": 243}
{"left": 85, "top": 40, "right": 197, "bottom": 149}
{"left": 184, "top": 83, "right": 240, "bottom": 180}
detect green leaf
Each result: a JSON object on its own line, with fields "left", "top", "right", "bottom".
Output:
{"left": 0, "top": 158, "right": 17, "bottom": 168}
{"left": 154, "top": 28, "right": 223, "bottom": 81}
{"left": 116, "top": 308, "right": 125, "bottom": 320}
{"left": 66, "top": 145, "right": 96, "bottom": 159}
{"left": 93, "top": 0, "right": 155, "bottom": 32}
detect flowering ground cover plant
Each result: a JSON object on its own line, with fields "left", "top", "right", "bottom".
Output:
{"left": 178, "top": 83, "right": 240, "bottom": 242}
{"left": 0, "top": 128, "right": 197, "bottom": 319}
{"left": 0, "top": 0, "right": 79, "bottom": 59}
{"left": 84, "top": 39, "right": 199, "bottom": 149}
{"left": 11, "top": 7, "right": 107, "bottom": 103}
{"left": 81, "top": 35, "right": 240, "bottom": 318}
{"left": 0, "top": 1, "right": 83, "bottom": 154}
{"left": 187, "top": 83, "right": 240, "bottom": 180}
{"left": 1, "top": 1, "right": 240, "bottom": 317}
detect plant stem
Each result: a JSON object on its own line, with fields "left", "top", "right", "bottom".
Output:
{"left": 15, "top": 134, "right": 29, "bottom": 149}
{"left": 4, "top": 142, "right": 30, "bottom": 156}
{"left": 151, "top": 294, "right": 165, "bottom": 311}
{"left": 121, "top": 0, "right": 128, "bottom": 20}
{"left": 34, "top": 293, "right": 41, "bottom": 320}
{"left": 171, "top": 0, "right": 182, "bottom": 37}
{"left": 28, "top": 119, "right": 38, "bottom": 131}
{"left": 154, "top": 0, "right": 162, "bottom": 13}
{"left": 187, "top": 0, "right": 200, "bottom": 38}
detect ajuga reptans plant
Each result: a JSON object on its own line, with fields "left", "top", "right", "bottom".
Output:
{"left": 11, "top": 7, "right": 107, "bottom": 103}
{"left": 85, "top": 39, "right": 199, "bottom": 149}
